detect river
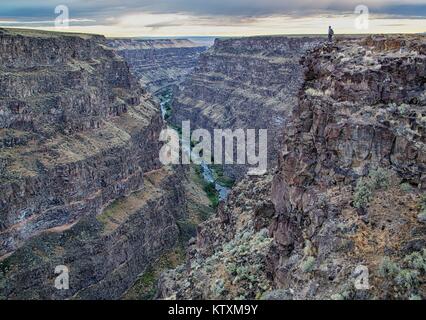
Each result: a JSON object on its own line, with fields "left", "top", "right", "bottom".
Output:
{"left": 158, "top": 88, "right": 230, "bottom": 202}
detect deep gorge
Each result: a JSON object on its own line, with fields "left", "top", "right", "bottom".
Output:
{"left": 0, "top": 28, "right": 425, "bottom": 300}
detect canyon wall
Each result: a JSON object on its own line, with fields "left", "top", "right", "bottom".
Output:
{"left": 108, "top": 39, "right": 207, "bottom": 93}
{"left": 0, "top": 28, "right": 187, "bottom": 299}
{"left": 171, "top": 36, "right": 322, "bottom": 179}
{"left": 158, "top": 35, "right": 426, "bottom": 300}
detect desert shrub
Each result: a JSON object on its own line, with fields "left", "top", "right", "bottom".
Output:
{"left": 369, "top": 167, "right": 391, "bottom": 189}
{"left": 211, "top": 279, "right": 225, "bottom": 297}
{"left": 353, "top": 168, "right": 391, "bottom": 208}
{"left": 379, "top": 251, "right": 425, "bottom": 298}
{"left": 354, "top": 178, "right": 374, "bottom": 209}
{"left": 420, "top": 195, "right": 426, "bottom": 210}
{"left": 398, "top": 104, "right": 410, "bottom": 115}
{"left": 418, "top": 195, "right": 426, "bottom": 223}
{"left": 400, "top": 183, "right": 413, "bottom": 193}
{"left": 301, "top": 256, "right": 316, "bottom": 273}
{"left": 226, "top": 263, "right": 237, "bottom": 276}
{"left": 403, "top": 252, "right": 426, "bottom": 273}
{"left": 379, "top": 257, "right": 401, "bottom": 277}
{"left": 235, "top": 266, "right": 250, "bottom": 280}
{"left": 330, "top": 283, "right": 355, "bottom": 300}
{"left": 395, "top": 269, "right": 419, "bottom": 289}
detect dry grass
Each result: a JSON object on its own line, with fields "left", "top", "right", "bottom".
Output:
{"left": 97, "top": 167, "right": 170, "bottom": 234}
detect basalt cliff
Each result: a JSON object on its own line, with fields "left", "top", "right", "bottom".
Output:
{"left": 0, "top": 28, "right": 194, "bottom": 299}
{"left": 108, "top": 39, "right": 207, "bottom": 94}
{"left": 158, "top": 35, "right": 426, "bottom": 300}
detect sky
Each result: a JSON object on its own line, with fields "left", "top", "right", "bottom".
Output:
{"left": 0, "top": 0, "right": 425, "bottom": 37}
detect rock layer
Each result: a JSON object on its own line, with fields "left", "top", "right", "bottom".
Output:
{"left": 0, "top": 29, "right": 187, "bottom": 299}
{"left": 108, "top": 39, "right": 207, "bottom": 93}
{"left": 269, "top": 35, "right": 426, "bottom": 299}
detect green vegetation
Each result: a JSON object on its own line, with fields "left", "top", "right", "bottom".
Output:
{"left": 379, "top": 257, "right": 401, "bottom": 277}
{"left": 330, "top": 283, "right": 356, "bottom": 300}
{"left": 400, "top": 183, "right": 413, "bottom": 193}
{"left": 211, "top": 165, "right": 235, "bottom": 188}
{"left": 211, "top": 279, "right": 226, "bottom": 297}
{"left": 193, "top": 165, "right": 220, "bottom": 209}
{"left": 395, "top": 269, "right": 420, "bottom": 290}
{"left": 379, "top": 249, "right": 426, "bottom": 299}
{"left": 300, "top": 256, "right": 316, "bottom": 273}
{"left": 96, "top": 196, "right": 126, "bottom": 226}
{"left": 158, "top": 88, "right": 173, "bottom": 120}
{"left": 404, "top": 251, "right": 426, "bottom": 273}
{"left": 418, "top": 195, "right": 426, "bottom": 223}
{"left": 353, "top": 167, "right": 391, "bottom": 208}
{"left": 204, "top": 182, "right": 219, "bottom": 209}
{"left": 130, "top": 267, "right": 157, "bottom": 300}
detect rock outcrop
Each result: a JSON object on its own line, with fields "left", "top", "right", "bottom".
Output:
{"left": 171, "top": 36, "right": 322, "bottom": 179}
{"left": 158, "top": 35, "right": 426, "bottom": 300}
{"left": 0, "top": 28, "right": 187, "bottom": 299}
{"left": 108, "top": 39, "right": 207, "bottom": 93}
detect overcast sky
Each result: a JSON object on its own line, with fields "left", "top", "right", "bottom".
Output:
{"left": 0, "top": 0, "right": 425, "bottom": 36}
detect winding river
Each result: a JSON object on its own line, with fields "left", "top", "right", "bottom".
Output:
{"left": 159, "top": 89, "right": 230, "bottom": 201}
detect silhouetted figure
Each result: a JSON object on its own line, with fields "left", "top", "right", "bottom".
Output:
{"left": 328, "top": 26, "right": 334, "bottom": 42}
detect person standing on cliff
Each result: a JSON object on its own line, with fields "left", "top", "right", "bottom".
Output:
{"left": 328, "top": 26, "right": 334, "bottom": 42}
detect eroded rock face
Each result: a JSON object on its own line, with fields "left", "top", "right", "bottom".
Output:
{"left": 269, "top": 35, "right": 425, "bottom": 299}
{"left": 171, "top": 36, "right": 322, "bottom": 179}
{"left": 108, "top": 39, "right": 207, "bottom": 93}
{"left": 0, "top": 29, "right": 187, "bottom": 299}
{"left": 0, "top": 167, "right": 186, "bottom": 300}
{"left": 158, "top": 35, "right": 426, "bottom": 300}
{"left": 0, "top": 29, "right": 162, "bottom": 256}
{"left": 0, "top": 32, "right": 139, "bottom": 136}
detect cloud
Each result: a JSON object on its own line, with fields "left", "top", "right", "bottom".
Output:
{"left": 1, "top": 0, "right": 425, "bottom": 21}
{"left": 0, "top": 1, "right": 424, "bottom": 36}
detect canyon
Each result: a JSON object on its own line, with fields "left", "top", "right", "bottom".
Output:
{"left": 0, "top": 28, "right": 210, "bottom": 299}
{"left": 0, "top": 28, "right": 425, "bottom": 300}
{"left": 108, "top": 38, "right": 207, "bottom": 94}
{"left": 171, "top": 36, "right": 322, "bottom": 179}
{"left": 158, "top": 35, "right": 426, "bottom": 300}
